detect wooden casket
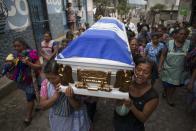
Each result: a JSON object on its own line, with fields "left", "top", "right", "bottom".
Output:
{"left": 56, "top": 17, "right": 135, "bottom": 100}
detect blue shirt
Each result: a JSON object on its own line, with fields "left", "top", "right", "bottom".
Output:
{"left": 145, "top": 42, "right": 164, "bottom": 64}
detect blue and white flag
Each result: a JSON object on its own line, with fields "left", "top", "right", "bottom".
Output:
{"left": 56, "top": 17, "right": 134, "bottom": 71}
{"left": 97, "top": 17, "right": 124, "bottom": 31}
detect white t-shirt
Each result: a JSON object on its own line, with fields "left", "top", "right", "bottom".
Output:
{"left": 41, "top": 40, "right": 55, "bottom": 56}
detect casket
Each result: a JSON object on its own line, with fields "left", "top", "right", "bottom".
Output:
{"left": 56, "top": 17, "right": 135, "bottom": 99}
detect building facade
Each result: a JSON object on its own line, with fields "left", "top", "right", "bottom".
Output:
{"left": 0, "top": 0, "right": 36, "bottom": 70}
{"left": 0, "top": 0, "right": 93, "bottom": 72}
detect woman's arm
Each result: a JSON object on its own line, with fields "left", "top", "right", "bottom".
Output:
{"left": 158, "top": 47, "right": 168, "bottom": 73}
{"left": 49, "top": 45, "right": 59, "bottom": 60}
{"left": 40, "top": 80, "right": 60, "bottom": 110}
{"left": 131, "top": 98, "right": 158, "bottom": 123}
{"left": 144, "top": 44, "right": 149, "bottom": 58}
{"left": 26, "top": 59, "right": 42, "bottom": 69}
{"left": 124, "top": 98, "right": 159, "bottom": 123}
{"left": 40, "top": 92, "right": 60, "bottom": 110}
{"left": 65, "top": 86, "right": 81, "bottom": 110}
{"left": 40, "top": 50, "right": 49, "bottom": 61}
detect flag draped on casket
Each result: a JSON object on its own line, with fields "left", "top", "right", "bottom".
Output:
{"left": 56, "top": 17, "right": 134, "bottom": 72}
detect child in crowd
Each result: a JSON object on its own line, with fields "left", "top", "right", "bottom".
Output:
{"left": 40, "top": 32, "right": 58, "bottom": 64}
{"left": 2, "top": 38, "right": 42, "bottom": 125}
{"left": 59, "top": 31, "right": 75, "bottom": 52}
{"left": 77, "top": 27, "right": 85, "bottom": 37}
{"left": 114, "top": 57, "right": 159, "bottom": 131}
{"left": 129, "top": 38, "right": 141, "bottom": 63}
{"left": 138, "top": 38, "right": 146, "bottom": 57}
{"left": 40, "top": 59, "right": 90, "bottom": 131}
{"left": 145, "top": 32, "right": 164, "bottom": 85}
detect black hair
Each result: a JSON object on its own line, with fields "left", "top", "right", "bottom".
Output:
{"left": 68, "top": 2, "right": 72, "bottom": 7}
{"left": 135, "top": 57, "right": 154, "bottom": 73}
{"left": 13, "top": 37, "right": 31, "bottom": 49}
{"left": 128, "top": 31, "right": 136, "bottom": 41}
{"left": 79, "top": 27, "right": 85, "bottom": 32}
{"left": 129, "top": 37, "right": 137, "bottom": 43}
{"left": 174, "top": 27, "right": 187, "bottom": 34}
{"left": 66, "top": 30, "right": 74, "bottom": 39}
{"left": 43, "top": 59, "right": 59, "bottom": 75}
{"left": 85, "top": 22, "right": 90, "bottom": 29}
{"left": 151, "top": 32, "right": 161, "bottom": 38}
{"left": 44, "top": 31, "right": 52, "bottom": 38}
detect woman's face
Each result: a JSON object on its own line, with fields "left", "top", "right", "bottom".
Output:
{"left": 134, "top": 63, "right": 151, "bottom": 84}
{"left": 152, "top": 36, "right": 159, "bottom": 45}
{"left": 129, "top": 39, "right": 138, "bottom": 53}
{"left": 162, "top": 34, "right": 169, "bottom": 42}
{"left": 44, "top": 33, "right": 51, "bottom": 42}
{"left": 13, "top": 41, "right": 25, "bottom": 53}
{"left": 176, "top": 30, "right": 186, "bottom": 43}
{"left": 45, "top": 73, "right": 61, "bottom": 86}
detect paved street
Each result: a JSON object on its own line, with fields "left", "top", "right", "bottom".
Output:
{"left": 0, "top": 80, "right": 194, "bottom": 131}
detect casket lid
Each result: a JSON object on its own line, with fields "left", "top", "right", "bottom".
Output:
{"left": 56, "top": 17, "right": 134, "bottom": 72}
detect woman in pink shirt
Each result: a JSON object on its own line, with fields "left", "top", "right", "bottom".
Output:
{"left": 40, "top": 32, "right": 58, "bottom": 64}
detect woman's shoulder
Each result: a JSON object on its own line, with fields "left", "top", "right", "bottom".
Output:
{"left": 158, "top": 42, "right": 164, "bottom": 47}
{"left": 145, "top": 42, "right": 152, "bottom": 49}
{"left": 147, "top": 42, "right": 152, "bottom": 46}
{"left": 143, "top": 87, "right": 159, "bottom": 102}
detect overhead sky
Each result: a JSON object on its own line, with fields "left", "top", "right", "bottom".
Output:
{"left": 128, "top": 0, "right": 147, "bottom": 5}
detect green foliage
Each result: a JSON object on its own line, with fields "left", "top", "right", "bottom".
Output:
{"left": 117, "top": 0, "right": 130, "bottom": 16}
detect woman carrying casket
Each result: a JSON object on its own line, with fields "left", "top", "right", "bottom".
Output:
{"left": 114, "top": 57, "right": 159, "bottom": 131}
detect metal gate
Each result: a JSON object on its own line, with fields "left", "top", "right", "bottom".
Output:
{"left": 27, "top": 0, "right": 50, "bottom": 49}
{"left": 0, "top": 0, "right": 8, "bottom": 34}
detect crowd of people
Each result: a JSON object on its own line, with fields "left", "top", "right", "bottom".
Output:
{"left": 126, "top": 19, "right": 196, "bottom": 130}
{"left": 1, "top": 16, "right": 196, "bottom": 131}
{"left": 66, "top": 2, "right": 84, "bottom": 32}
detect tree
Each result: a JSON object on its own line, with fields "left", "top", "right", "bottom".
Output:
{"left": 117, "top": 0, "right": 131, "bottom": 18}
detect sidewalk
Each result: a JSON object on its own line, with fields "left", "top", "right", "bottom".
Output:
{"left": 0, "top": 76, "right": 16, "bottom": 99}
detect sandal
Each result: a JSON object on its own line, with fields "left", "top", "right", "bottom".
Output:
{"left": 23, "top": 118, "right": 32, "bottom": 126}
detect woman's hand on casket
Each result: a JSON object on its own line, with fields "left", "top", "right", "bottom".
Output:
{"left": 64, "top": 86, "right": 74, "bottom": 97}
{"left": 65, "top": 86, "right": 81, "bottom": 109}
{"left": 53, "top": 83, "right": 61, "bottom": 99}
{"left": 123, "top": 98, "right": 133, "bottom": 110}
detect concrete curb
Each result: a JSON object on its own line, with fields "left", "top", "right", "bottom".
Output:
{"left": 0, "top": 77, "right": 16, "bottom": 99}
